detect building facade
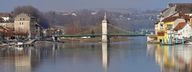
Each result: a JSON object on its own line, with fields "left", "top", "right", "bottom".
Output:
{"left": 154, "top": 3, "right": 192, "bottom": 44}
{"left": 14, "top": 13, "right": 40, "bottom": 39}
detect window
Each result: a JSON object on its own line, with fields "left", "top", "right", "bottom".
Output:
{"left": 20, "top": 22, "right": 22, "bottom": 25}
{"left": 167, "top": 24, "right": 172, "bottom": 30}
{"left": 20, "top": 22, "right": 24, "bottom": 25}
{"left": 160, "top": 24, "right": 163, "bottom": 27}
{"left": 160, "top": 39, "right": 162, "bottom": 43}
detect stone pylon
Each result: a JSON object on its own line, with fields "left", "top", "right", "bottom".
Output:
{"left": 102, "top": 12, "right": 108, "bottom": 43}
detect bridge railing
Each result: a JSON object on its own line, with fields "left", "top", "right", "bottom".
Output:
{"left": 56, "top": 32, "right": 145, "bottom": 38}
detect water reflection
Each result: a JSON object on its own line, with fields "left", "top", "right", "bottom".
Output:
{"left": 0, "top": 46, "right": 38, "bottom": 72}
{"left": 148, "top": 44, "right": 192, "bottom": 72}
{"left": 0, "top": 37, "right": 158, "bottom": 72}
{"left": 102, "top": 43, "right": 109, "bottom": 72}
{"left": 15, "top": 47, "right": 31, "bottom": 72}
{"left": 0, "top": 42, "right": 111, "bottom": 72}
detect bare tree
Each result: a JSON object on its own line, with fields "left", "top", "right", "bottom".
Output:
{"left": 13, "top": 5, "right": 40, "bottom": 17}
{"left": 13, "top": 5, "right": 48, "bottom": 28}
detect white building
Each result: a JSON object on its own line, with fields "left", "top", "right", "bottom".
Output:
{"left": 174, "top": 22, "right": 192, "bottom": 39}
{"left": 0, "top": 13, "right": 12, "bottom": 22}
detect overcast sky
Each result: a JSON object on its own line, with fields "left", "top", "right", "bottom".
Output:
{"left": 0, "top": 0, "right": 192, "bottom": 12}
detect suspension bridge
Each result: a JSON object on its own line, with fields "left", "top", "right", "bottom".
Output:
{"left": 54, "top": 13, "right": 146, "bottom": 42}
{"left": 55, "top": 23, "right": 145, "bottom": 37}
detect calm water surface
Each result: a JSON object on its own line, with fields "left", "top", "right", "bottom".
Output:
{"left": 0, "top": 37, "right": 190, "bottom": 72}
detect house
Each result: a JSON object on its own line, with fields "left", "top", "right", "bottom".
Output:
{"left": 14, "top": 13, "right": 40, "bottom": 39}
{"left": 174, "top": 22, "right": 192, "bottom": 40}
{"left": 162, "top": 21, "right": 192, "bottom": 44}
{"left": 0, "top": 13, "right": 13, "bottom": 22}
{"left": 0, "top": 23, "right": 14, "bottom": 40}
{"left": 0, "top": 13, "right": 15, "bottom": 40}
{"left": 0, "top": 18, "right": 3, "bottom": 22}
{"left": 0, "top": 23, "right": 14, "bottom": 30}
{"left": 0, "top": 13, "right": 14, "bottom": 30}
{"left": 153, "top": 3, "right": 192, "bottom": 44}
{"left": 168, "top": 3, "right": 192, "bottom": 15}
{"left": 0, "top": 26, "right": 14, "bottom": 40}
{"left": 160, "top": 3, "right": 192, "bottom": 18}
{"left": 155, "top": 13, "right": 190, "bottom": 43}
{"left": 159, "top": 3, "right": 192, "bottom": 25}
{"left": 160, "top": 5, "right": 176, "bottom": 19}
{"left": 44, "top": 28, "right": 63, "bottom": 37}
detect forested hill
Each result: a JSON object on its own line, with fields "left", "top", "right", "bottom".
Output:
{"left": 44, "top": 9, "right": 159, "bottom": 34}
{"left": 10, "top": 6, "right": 159, "bottom": 34}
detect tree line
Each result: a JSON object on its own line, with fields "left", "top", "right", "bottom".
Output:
{"left": 12, "top": 5, "right": 158, "bottom": 34}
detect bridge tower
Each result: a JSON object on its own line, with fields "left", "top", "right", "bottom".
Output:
{"left": 102, "top": 12, "right": 108, "bottom": 43}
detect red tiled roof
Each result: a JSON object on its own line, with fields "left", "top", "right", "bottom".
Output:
{"left": 161, "top": 8, "right": 168, "bottom": 13}
{"left": 169, "top": 3, "right": 192, "bottom": 7}
{"left": 0, "top": 13, "right": 11, "bottom": 17}
{"left": 162, "top": 13, "right": 190, "bottom": 22}
{"left": 162, "top": 16, "right": 179, "bottom": 22}
{"left": 179, "top": 13, "right": 190, "bottom": 20}
{"left": 157, "top": 31, "right": 165, "bottom": 36}
{"left": 0, "top": 27, "right": 14, "bottom": 37}
{"left": 174, "top": 22, "right": 186, "bottom": 31}
{"left": 0, "top": 18, "right": 3, "bottom": 21}
{"left": 169, "top": 3, "right": 192, "bottom": 13}
{"left": 15, "top": 32, "right": 28, "bottom": 36}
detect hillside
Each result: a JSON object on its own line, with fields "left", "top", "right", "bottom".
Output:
{"left": 44, "top": 9, "right": 159, "bottom": 34}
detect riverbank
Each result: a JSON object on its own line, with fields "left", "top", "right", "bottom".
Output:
{"left": 0, "top": 37, "right": 129, "bottom": 48}
{"left": 59, "top": 37, "right": 128, "bottom": 43}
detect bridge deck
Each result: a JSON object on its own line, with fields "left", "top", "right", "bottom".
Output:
{"left": 56, "top": 34, "right": 146, "bottom": 37}
{"left": 24, "top": 39, "right": 36, "bottom": 44}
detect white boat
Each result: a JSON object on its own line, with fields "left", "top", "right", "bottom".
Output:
{"left": 147, "top": 34, "right": 159, "bottom": 44}
{"left": 16, "top": 42, "right": 24, "bottom": 46}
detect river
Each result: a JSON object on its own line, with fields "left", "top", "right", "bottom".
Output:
{"left": 0, "top": 36, "right": 190, "bottom": 72}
